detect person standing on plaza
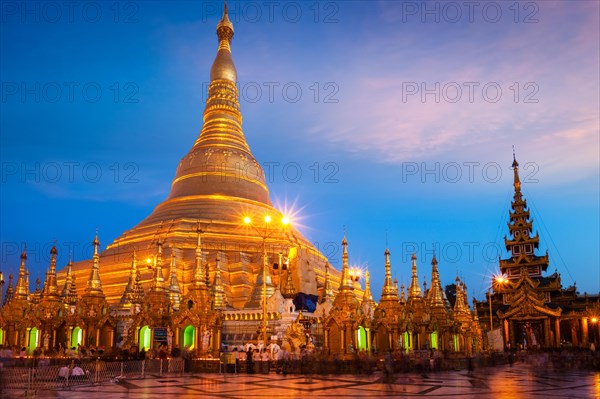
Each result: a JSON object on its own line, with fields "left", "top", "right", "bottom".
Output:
{"left": 246, "top": 348, "right": 254, "bottom": 374}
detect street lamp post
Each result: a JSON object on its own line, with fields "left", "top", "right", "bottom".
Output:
{"left": 244, "top": 214, "right": 290, "bottom": 346}
{"left": 488, "top": 290, "right": 493, "bottom": 331}
{"left": 488, "top": 275, "right": 508, "bottom": 350}
{"left": 0, "top": 269, "right": 4, "bottom": 308}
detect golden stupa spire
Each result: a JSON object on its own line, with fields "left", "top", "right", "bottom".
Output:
{"left": 338, "top": 236, "right": 354, "bottom": 291}
{"left": 454, "top": 277, "right": 469, "bottom": 314}
{"left": 25, "top": 270, "right": 30, "bottom": 297}
{"left": 380, "top": 248, "right": 398, "bottom": 301}
{"left": 15, "top": 246, "right": 28, "bottom": 300}
{"left": 512, "top": 146, "right": 521, "bottom": 194}
{"left": 120, "top": 250, "right": 144, "bottom": 308}
{"left": 151, "top": 240, "right": 167, "bottom": 291}
{"left": 61, "top": 256, "right": 73, "bottom": 298}
{"left": 192, "top": 228, "right": 207, "bottom": 289}
{"left": 246, "top": 249, "right": 275, "bottom": 308}
{"left": 211, "top": 255, "right": 228, "bottom": 309}
{"left": 168, "top": 252, "right": 183, "bottom": 310}
{"left": 42, "top": 245, "right": 60, "bottom": 298}
{"left": 85, "top": 232, "right": 104, "bottom": 296}
{"left": 427, "top": 252, "right": 445, "bottom": 308}
{"left": 399, "top": 282, "right": 406, "bottom": 304}
{"left": 408, "top": 253, "right": 422, "bottom": 299}
{"left": 361, "top": 270, "right": 377, "bottom": 308}
{"left": 32, "top": 277, "right": 41, "bottom": 303}
{"left": 61, "top": 257, "right": 78, "bottom": 306}
{"left": 158, "top": 0, "right": 270, "bottom": 209}
{"left": 323, "top": 263, "right": 334, "bottom": 301}
{"left": 3, "top": 273, "right": 14, "bottom": 305}
{"left": 211, "top": 0, "right": 235, "bottom": 81}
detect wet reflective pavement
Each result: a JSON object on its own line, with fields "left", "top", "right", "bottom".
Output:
{"left": 3, "top": 363, "right": 598, "bottom": 398}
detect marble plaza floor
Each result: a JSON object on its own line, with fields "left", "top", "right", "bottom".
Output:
{"left": 2, "top": 363, "right": 599, "bottom": 398}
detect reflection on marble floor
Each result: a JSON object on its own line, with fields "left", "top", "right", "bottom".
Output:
{"left": 2, "top": 364, "right": 598, "bottom": 399}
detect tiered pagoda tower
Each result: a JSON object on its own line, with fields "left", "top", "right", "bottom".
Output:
{"left": 499, "top": 154, "right": 550, "bottom": 280}
{"left": 475, "top": 152, "right": 598, "bottom": 351}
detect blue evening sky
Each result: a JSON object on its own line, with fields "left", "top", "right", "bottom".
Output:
{"left": 1, "top": 1, "right": 598, "bottom": 301}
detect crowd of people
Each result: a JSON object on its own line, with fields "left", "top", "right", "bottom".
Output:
{"left": 1, "top": 342, "right": 599, "bottom": 373}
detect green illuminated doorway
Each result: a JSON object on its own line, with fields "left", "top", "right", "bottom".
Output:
{"left": 357, "top": 326, "right": 368, "bottom": 351}
{"left": 430, "top": 331, "right": 438, "bottom": 349}
{"left": 28, "top": 327, "right": 39, "bottom": 354}
{"left": 139, "top": 325, "right": 151, "bottom": 351}
{"left": 71, "top": 327, "right": 82, "bottom": 348}
{"left": 183, "top": 325, "right": 195, "bottom": 349}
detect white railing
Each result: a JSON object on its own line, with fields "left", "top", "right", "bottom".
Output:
{"left": 0, "top": 359, "right": 185, "bottom": 395}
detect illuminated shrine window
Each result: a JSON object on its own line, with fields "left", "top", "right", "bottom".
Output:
{"left": 139, "top": 326, "right": 151, "bottom": 351}
{"left": 430, "top": 331, "right": 438, "bottom": 349}
{"left": 183, "top": 325, "right": 195, "bottom": 349}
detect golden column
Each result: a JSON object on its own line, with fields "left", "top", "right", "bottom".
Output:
{"left": 582, "top": 317, "right": 589, "bottom": 346}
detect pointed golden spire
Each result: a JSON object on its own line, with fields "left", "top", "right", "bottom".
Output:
{"left": 399, "top": 282, "right": 406, "bottom": 304}
{"left": 3, "top": 273, "right": 14, "bottom": 305}
{"left": 361, "top": 270, "right": 376, "bottom": 307}
{"left": 32, "top": 277, "right": 42, "bottom": 304}
{"left": 85, "top": 232, "right": 104, "bottom": 296}
{"left": 42, "top": 245, "right": 60, "bottom": 299}
{"left": 120, "top": 250, "right": 144, "bottom": 308}
{"left": 211, "top": 1, "right": 235, "bottom": 81}
{"left": 15, "top": 246, "right": 28, "bottom": 300}
{"left": 408, "top": 253, "right": 422, "bottom": 299}
{"left": 322, "top": 263, "right": 334, "bottom": 302}
{"left": 192, "top": 228, "right": 207, "bottom": 289}
{"left": 62, "top": 257, "right": 78, "bottom": 306}
{"left": 246, "top": 249, "right": 275, "bottom": 308}
{"left": 380, "top": 248, "right": 398, "bottom": 301}
{"left": 428, "top": 252, "right": 445, "bottom": 308}
{"left": 151, "top": 240, "right": 166, "bottom": 291}
{"left": 211, "top": 255, "right": 228, "bottom": 309}
{"left": 512, "top": 146, "right": 521, "bottom": 193}
{"left": 25, "top": 270, "right": 30, "bottom": 297}
{"left": 61, "top": 256, "right": 72, "bottom": 297}
{"left": 168, "top": 252, "right": 182, "bottom": 310}
{"left": 360, "top": 269, "right": 377, "bottom": 318}
{"left": 454, "top": 276, "right": 469, "bottom": 314}
{"left": 338, "top": 236, "right": 354, "bottom": 291}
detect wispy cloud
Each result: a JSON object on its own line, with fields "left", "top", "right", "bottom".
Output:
{"left": 290, "top": 2, "right": 599, "bottom": 183}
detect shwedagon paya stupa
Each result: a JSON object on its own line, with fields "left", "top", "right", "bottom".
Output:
{"left": 58, "top": 5, "right": 342, "bottom": 309}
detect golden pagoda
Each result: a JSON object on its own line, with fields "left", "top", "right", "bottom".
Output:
{"left": 58, "top": 3, "right": 337, "bottom": 309}
{"left": 372, "top": 248, "right": 403, "bottom": 352}
{"left": 324, "top": 237, "right": 368, "bottom": 355}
